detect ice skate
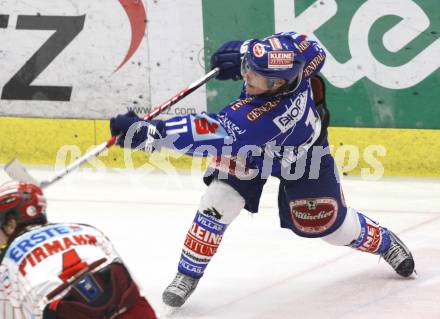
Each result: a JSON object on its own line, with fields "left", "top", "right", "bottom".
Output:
{"left": 382, "top": 231, "right": 415, "bottom": 277}
{"left": 162, "top": 272, "right": 200, "bottom": 307}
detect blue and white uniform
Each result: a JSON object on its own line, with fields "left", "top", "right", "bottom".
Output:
{"left": 132, "top": 32, "right": 394, "bottom": 281}
{"left": 162, "top": 32, "right": 325, "bottom": 177}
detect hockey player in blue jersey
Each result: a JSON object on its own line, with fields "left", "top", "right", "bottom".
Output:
{"left": 109, "top": 32, "right": 415, "bottom": 308}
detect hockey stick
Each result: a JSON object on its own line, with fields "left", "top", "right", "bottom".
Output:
{"left": 5, "top": 67, "right": 220, "bottom": 188}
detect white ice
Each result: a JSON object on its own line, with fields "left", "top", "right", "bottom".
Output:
{"left": 2, "top": 166, "right": 439, "bottom": 319}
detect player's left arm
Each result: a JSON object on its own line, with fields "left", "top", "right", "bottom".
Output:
{"left": 110, "top": 110, "right": 269, "bottom": 157}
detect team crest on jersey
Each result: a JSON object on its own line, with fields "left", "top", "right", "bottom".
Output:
{"left": 290, "top": 197, "right": 338, "bottom": 235}
{"left": 273, "top": 91, "right": 308, "bottom": 133}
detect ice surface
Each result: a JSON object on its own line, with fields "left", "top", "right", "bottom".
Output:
{"left": 1, "top": 166, "right": 439, "bottom": 318}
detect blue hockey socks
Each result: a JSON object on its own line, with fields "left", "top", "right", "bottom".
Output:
{"left": 349, "top": 213, "right": 391, "bottom": 254}
{"left": 178, "top": 210, "right": 228, "bottom": 279}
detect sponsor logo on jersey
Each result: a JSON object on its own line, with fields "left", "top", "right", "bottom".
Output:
{"left": 194, "top": 118, "right": 218, "bottom": 135}
{"left": 268, "top": 51, "right": 294, "bottom": 69}
{"left": 273, "top": 91, "right": 308, "bottom": 133}
{"left": 290, "top": 197, "right": 338, "bottom": 235}
{"left": 190, "top": 114, "right": 228, "bottom": 141}
{"left": 217, "top": 114, "right": 246, "bottom": 141}
{"left": 18, "top": 234, "right": 98, "bottom": 276}
{"left": 303, "top": 52, "right": 326, "bottom": 77}
{"left": 8, "top": 225, "right": 83, "bottom": 263}
{"left": 253, "top": 43, "right": 265, "bottom": 57}
{"left": 230, "top": 97, "right": 254, "bottom": 111}
{"left": 246, "top": 98, "right": 281, "bottom": 122}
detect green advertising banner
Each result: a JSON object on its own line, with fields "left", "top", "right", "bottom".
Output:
{"left": 202, "top": 0, "right": 440, "bottom": 129}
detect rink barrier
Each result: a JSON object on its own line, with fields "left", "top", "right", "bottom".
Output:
{"left": 0, "top": 117, "right": 439, "bottom": 177}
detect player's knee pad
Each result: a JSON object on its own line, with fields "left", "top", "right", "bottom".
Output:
{"left": 321, "top": 207, "right": 361, "bottom": 246}
{"left": 199, "top": 179, "right": 246, "bottom": 224}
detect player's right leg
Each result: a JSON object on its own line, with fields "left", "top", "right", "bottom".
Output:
{"left": 322, "top": 207, "right": 415, "bottom": 277}
{"left": 162, "top": 179, "right": 245, "bottom": 307}
{"left": 278, "top": 140, "right": 415, "bottom": 277}
{"left": 277, "top": 136, "right": 414, "bottom": 277}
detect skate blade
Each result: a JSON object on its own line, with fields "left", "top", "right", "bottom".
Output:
{"left": 410, "top": 268, "right": 419, "bottom": 279}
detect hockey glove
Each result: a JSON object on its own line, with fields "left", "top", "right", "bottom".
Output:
{"left": 109, "top": 111, "right": 165, "bottom": 152}
{"left": 210, "top": 40, "right": 244, "bottom": 81}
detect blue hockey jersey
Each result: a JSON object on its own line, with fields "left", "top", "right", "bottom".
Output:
{"left": 160, "top": 32, "right": 326, "bottom": 178}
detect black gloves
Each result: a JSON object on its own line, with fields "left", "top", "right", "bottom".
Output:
{"left": 110, "top": 111, "right": 164, "bottom": 151}
{"left": 210, "top": 40, "right": 244, "bottom": 81}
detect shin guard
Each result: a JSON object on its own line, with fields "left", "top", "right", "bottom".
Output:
{"left": 177, "top": 180, "right": 245, "bottom": 279}
{"left": 178, "top": 210, "right": 228, "bottom": 278}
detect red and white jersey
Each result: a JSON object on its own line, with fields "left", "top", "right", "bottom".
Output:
{"left": 0, "top": 223, "right": 122, "bottom": 318}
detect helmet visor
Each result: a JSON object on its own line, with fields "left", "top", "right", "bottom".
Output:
{"left": 241, "top": 55, "right": 282, "bottom": 91}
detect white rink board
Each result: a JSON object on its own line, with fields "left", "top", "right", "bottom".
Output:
{"left": 146, "top": 0, "right": 207, "bottom": 121}
{"left": 0, "top": 0, "right": 206, "bottom": 119}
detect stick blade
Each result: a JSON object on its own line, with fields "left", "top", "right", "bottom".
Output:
{"left": 4, "top": 159, "right": 40, "bottom": 185}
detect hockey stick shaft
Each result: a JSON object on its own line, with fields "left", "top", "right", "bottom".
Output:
{"left": 143, "top": 67, "right": 220, "bottom": 121}
{"left": 11, "top": 68, "right": 220, "bottom": 189}
{"left": 40, "top": 139, "right": 115, "bottom": 188}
